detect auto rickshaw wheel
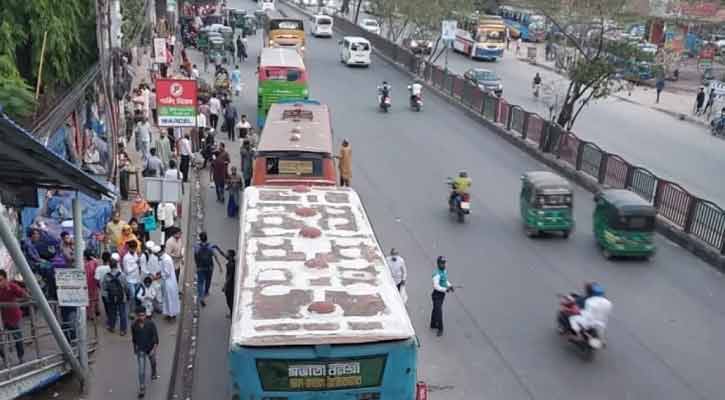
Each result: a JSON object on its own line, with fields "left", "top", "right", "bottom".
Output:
{"left": 562, "top": 230, "right": 570, "bottom": 239}
{"left": 601, "top": 248, "right": 613, "bottom": 260}
{"left": 525, "top": 226, "right": 538, "bottom": 238}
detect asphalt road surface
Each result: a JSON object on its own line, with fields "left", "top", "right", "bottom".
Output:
{"left": 191, "top": 1, "right": 725, "bottom": 399}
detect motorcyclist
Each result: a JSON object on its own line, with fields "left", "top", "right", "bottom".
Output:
{"left": 449, "top": 171, "right": 472, "bottom": 210}
{"left": 569, "top": 282, "right": 612, "bottom": 340}
{"left": 532, "top": 73, "right": 542, "bottom": 97}
{"left": 408, "top": 79, "right": 423, "bottom": 103}
{"left": 377, "top": 81, "right": 392, "bottom": 106}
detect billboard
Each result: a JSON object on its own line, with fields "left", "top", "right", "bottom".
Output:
{"left": 156, "top": 79, "right": 198, "bottom": 127}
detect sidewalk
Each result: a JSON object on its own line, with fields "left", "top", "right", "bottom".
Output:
{"left": 515, "top": 42, "right": 712, "bottom": 128}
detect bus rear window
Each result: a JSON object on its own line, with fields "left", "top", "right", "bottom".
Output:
{"left": 266, "top": 158, "right": 322, "bottom": 176}
{"left": 256, "top": 356, "right": 387, "bottom": 391}
{"left": 270, "top": 20, "right": 303, "bottom": 30}
{"left": 317, "top": 18, "right": 332, "bottom": 25}
{"left": 264, "top": 67, "right": 302, "bottom": 81}
{"left": 612, "top": 215, "right": 655, "bottom": 231}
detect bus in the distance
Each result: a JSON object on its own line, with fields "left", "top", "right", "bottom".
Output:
{"left": 257, "top": 47, "right": 309, "bottom": 127}
{"left": 229, "top": 186, "right": 418, "bottom": 400}
{"left": 453, "top": 14, "right": 506, "bottom": 61}
{"left": 264, "top": 17, "right": 306, "bottom": 54}
{"left": 498, "top": 5, "right": 546, "bottom": 42}
{"left": 252, "top": 101, "right": 337, "bottom": 186}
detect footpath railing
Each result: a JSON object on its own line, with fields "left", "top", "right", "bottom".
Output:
{"left": 283, "top": 1, "right": 725, "bottom": 258}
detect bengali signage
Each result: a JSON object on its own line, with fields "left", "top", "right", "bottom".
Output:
{"left": 278, "top": 160, "right": 314, "bottom": 175}
{"left": 156, "top": 79, "right": 198, "bottom": 127}
{"left": 257, "top": 357, "right": 386, "bottom": 391}
{"left": 441, "top": 20, "right": 457, "bottom": 42}
{"left": 56, "top": 269, "right": 88, "bottom": 307}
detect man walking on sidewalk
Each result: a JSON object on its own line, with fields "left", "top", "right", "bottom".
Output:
{"left": 193, "top": 232, "right": 221, "bottom": 307}
{"left": 431, "top": 256, "right": 454, "bottom": 337}
{"left": 103, "top": 259, "right": 128, "bottom": 335}
{"left": 695, "top": 87, "right": 706, "bottom": 115}
{"left": 386, "top": 248, "right": 407, "bottom": 292}
{"left": 209, "top": 93, "right": 221, "bottom": 130}
{"left": 132, "top": 308, "right": 159, "bottom": 398}
{"left": 655, "top": 78, "right": 665, "bottom": 104}
{"left": 224, "top": 103, "right": 239, "bottom": 141}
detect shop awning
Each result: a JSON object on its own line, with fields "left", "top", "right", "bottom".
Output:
{"left": 0, "top": 106, "right": 113, "bottom": 200}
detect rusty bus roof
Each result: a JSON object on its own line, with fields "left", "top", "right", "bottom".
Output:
{"left": 231, "top": 186, "right": 415, "bottom": 347}
{"left": 259, "top": 47, "right": 305, "bottom": 69}
{"left": 257, "top": 103, "right": 333, "bottom": 155}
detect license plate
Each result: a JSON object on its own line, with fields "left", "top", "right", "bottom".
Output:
{"left": 460, "top": 202, "right": 470, "bottom": 210}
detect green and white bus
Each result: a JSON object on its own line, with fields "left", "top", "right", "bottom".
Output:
{"left": 257, "top": 47, "right": 309, "bottom": 127}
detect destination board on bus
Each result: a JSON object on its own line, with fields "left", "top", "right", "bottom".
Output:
{"left": 256, "top": 356, "right": 386, "bottom": 391}
{"left": 278, "top": 159, "right": 314, "bottom": 175}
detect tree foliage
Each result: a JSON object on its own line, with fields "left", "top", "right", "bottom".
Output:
{"left": 0, "top": 0, "right": 97, "bottom": 120}
{"left": 515, "top": 0, "right": 650, "bottom": 129}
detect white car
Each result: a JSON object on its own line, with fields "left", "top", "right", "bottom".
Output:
{"left": 261, "top": 0, "right": 275, "bottom": 11}
{"left": 312, "top": 15, "right": 333, "bottom": 37}
{"left": 322, "top": 0, "right": 340, "bottom": 14}
{"left": 340, "top": 36, "right": 371, "bottom": 66}
{"left": 359, "top": 18, "right": 381, "bottom": 35}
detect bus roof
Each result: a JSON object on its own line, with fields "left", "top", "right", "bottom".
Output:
{"left": 257, "top": 103, "right": 333, "bottom": 154}
{"left": 231, "top": 186, "right": 416, "bottom": 347}
{"left": 260, "top": 47, "right": 306, "bottom": 69}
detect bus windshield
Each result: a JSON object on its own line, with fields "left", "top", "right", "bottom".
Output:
{"left": 270, "top": 19, "right": 303, "bottom": 31}
{"left": 480, "top": 30, "right": 504, "bottom": 43}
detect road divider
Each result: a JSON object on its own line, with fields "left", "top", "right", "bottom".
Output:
{"left": 280, "top": 0, "right": 725, "bottom": 270}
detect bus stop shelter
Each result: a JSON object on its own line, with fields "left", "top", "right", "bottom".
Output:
{"left": 0, "top": 105, "right": 113, "bottom": 391}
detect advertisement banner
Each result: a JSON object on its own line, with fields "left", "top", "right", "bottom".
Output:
{"left": 154, "top": 38, "right": 167, "bottom": 64}
{"left": 156, "top": 79, "right": 198, "bottom": 127}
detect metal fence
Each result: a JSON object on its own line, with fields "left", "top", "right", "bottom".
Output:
{"left": 327, "top": 13, "right": 725, "bottom": 256}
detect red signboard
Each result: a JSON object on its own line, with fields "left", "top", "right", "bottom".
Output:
{"left": 677, "top": 2, "right": 719, "bottom": 17}
{"left": 155, "top": 79, "right": 198, "bottom": 127}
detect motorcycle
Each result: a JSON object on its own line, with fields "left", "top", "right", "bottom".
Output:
{"left": 533, "top": 83, "right": 541, "bottom": 98}
{"left": 409, "top": 94, "right": 423, "bottom": 112}
{"left": 446, "top": 179, "right": 470, "bottom": 223}
{"left": 556, "top": 294, "right": 604, "bottom": 360}
{"left": 379, "top": 94, "right": 392, "bottom": 112}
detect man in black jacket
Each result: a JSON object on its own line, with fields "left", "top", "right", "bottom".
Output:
{"left": 132, "top": 308, "right": 159, "bottom": 397}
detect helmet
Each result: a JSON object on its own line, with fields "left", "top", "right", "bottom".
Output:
{"left": 382, "top": 81, "right": 388, "bottom": 85}
{"left": 436, "top": 256, "right": 447, "bottom": 266}
{"left": 390, "top": 248, "right": 398, "bottom": 256}
{"left": 459, "top": 171, "right": 468, "bottom": 178}
{"left": 586, "top": 282, "right": 605, "bottom": 297}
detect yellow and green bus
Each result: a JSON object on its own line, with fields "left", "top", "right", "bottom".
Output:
{"left": 257, "top": 47, "right": 309, "bottom": 127}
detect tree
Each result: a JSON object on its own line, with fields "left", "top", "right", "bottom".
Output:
{"left": 0, "top": 0, "right": 97, "bottom": 120}
{"left": 515, "top": 0, "right": 648, "bottom": 130}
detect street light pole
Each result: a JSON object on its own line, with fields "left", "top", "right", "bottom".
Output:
{"left": 73, "top": 194, "right": 89, "bottom": 385}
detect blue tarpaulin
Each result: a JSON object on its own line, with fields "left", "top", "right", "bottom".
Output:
{"left": 21, "top": 189, "right": 113, "bottom": 238}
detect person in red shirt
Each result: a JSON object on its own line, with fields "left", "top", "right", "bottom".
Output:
{"left": 0, "top": 269, "right": 28, "bottom": 364}
{"left": 84, "top": 250, "right": 100, "bottom": 319}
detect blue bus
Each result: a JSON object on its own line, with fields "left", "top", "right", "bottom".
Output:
{"left": 229, "top": 186, "right": 418, "bottom": 400}
{"left": 498, "top": 5, "right": 546, "bottom": 42}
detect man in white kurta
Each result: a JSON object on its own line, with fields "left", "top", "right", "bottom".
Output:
{"left": 157, "top": 246, "right": 180, "bottom": 318}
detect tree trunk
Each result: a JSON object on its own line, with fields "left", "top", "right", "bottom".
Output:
{"left": 556, "top": 99, "right": 575, "bottom": 128}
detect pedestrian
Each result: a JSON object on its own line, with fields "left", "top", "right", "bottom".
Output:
{"left": 119, "top": 150, "right": 132, "bottom": 200}
{"left": 695, "top": 87, "right": 706, "bottom": 115}
{"left": 545, "top": 42, "right": 552, "bottom": 61}
{"left": 212, "top": 151, "right": 228, "bottom": 202}
{"left": 123, "top": 240, "right": 141, "bottom": 317}
{"left": 430, "top": 256, "right": 454, "bottom": 337}
{"left": 655, "top": 78, "right": 665, "bottom": 104}
{"left": 135, "top": 117, "right": 152, "bottom": 161}
{"left": 0, "top": 270, "right": 28, "bottom": 365}
{"left": 192, "top": 64, "right": 200, "bottom": 80}
{"left": 136, "top": 276, "right": 158, "bottom": 317}
{"left": 704, "top": 88, "right": 717, "bottom": 116}
{"left": 157, "top": 245, "right": 180, "bottom": 319}
{"left": 131, "top": 308, "right": 159, "bottom": 398}
{"left": 155, "top": 128, "right": 173, "bottom": 170}
{"left": 193, "top": 232, "right": 222, "bottom": 307}
{"left": 236, "top": 36, "right": 244, "bottom": 63}
{"left": 165, "top": 159, "right": 182, "bottom": 181}
{"left": 214, "top": 248, "right": 236, "bottom": 317}
{"left": 196, "top": 107, "right": 208, "bottom": 134}
{"left": 203, "top": 50, "right": 209, "bottom": 72}
{"left": 149, "top": 89, "right": 157, "bottom": 125}
{"left": 84, "top": 249, "right": 101, "bottom": 319}
{"left": 168, "top": 33, "right": 176, "bottom": 55}
{"left": 386, "top": 248, "right": 407, "bottom": 292}
{"left": 178, "top": 133, "right": 192, "bottom": 183}
{"left": 231, "top": 65, "right": 242, "bottom": 97}
{"left": 144, "top": 148, "right": 165, "bottom": 177}
{"left": 94, "top": 251, "right": 113, "bottom": 318}
{"left": 227, "top": 166, "right": 243, "bottom": 217}
{"left": 223, "top": 103, "right": 239, "bottom": 141}
{"left": 117, "top": 224, "right": 141, "bottom": 257}
{"left": 238, "top": 115, "right": 252, "bottom": 140}
{"left": 516, "top": 37, "right": 522, "bottom": 55}
{"left": 336, "top": 139, "right": 352, "bottom": 187}
{"left": 105, "top": 213, "right": 124, "bottom": 253}
{"left": 240, "top": 140, "right": 254, "bottom": 187}
{"left": 102, "top": 259, "right": 128, "bottom": 335}
{"left": 157, "top": 201, "right": 178, "bottom": 241}
{"left": 209, "top": 93, "right": 221, "bottom": 130}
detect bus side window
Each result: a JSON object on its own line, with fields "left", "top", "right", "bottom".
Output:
{"left": 266, "top": 158, "right": 279, "bottom": 174}
{"left": 287, "top": 69, "right": 299, "bottom": 82}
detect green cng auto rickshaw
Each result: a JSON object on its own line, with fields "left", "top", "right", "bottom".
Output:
{"left": 520, "top": 171, "right": 574, "bottom": 238}
{"left": 593, "top": 189, "right": 656, "bottom": 260}
{"left": 208, "top": 35, "right": 226, "bottom": 63}
{"left": 231, "top": 9, "right": 247, "bottom": 30}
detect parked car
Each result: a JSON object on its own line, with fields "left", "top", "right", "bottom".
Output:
{"left": 321, "top": 0, "right": 340, "bottom": 14}
{"left": 464, "top": 68, "right": 503, "bottom": 96}
{"left": 359, "top": 18, "right": 381, "bottom": 35}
